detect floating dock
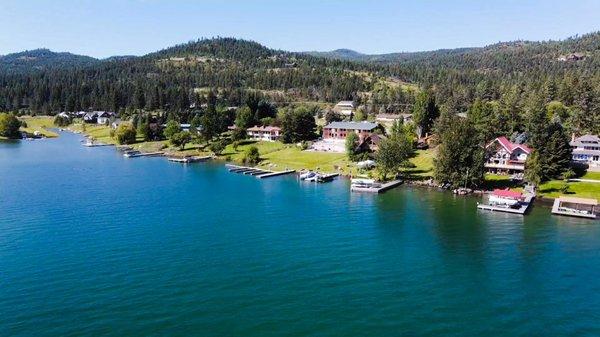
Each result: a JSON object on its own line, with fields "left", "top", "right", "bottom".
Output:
{"left": 226, "top": 164, "right": 295, "bottom": 179}
{"left": 351, "top": 180, "right": 403, "bottom": 193}
{"left": 167, "top": 156, "right": 212, "bottom": 163}
{"left": 477, "top": 193, "right": 534, "bottom": 215}
{"left": 551, "top": 196, "right": 597, "bottom": 219}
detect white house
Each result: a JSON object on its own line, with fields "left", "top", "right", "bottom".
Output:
{"left": 333, "top": 101, "right": 355, "bottom": 116}
{"left": 247, "top": 125, "right": 281, "bottom": 141}
{"left": 571, "top": 134, "right": 600, "bottom": 167}
{"left": 485, "top": 136, "right": 532, "bottom": 173}
{"left": 96, "top": 111, "right": 116, "bottom": 125}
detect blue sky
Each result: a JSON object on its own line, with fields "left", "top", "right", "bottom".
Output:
{"left": 1, "top": 0, "right": 598, "bottom": 58}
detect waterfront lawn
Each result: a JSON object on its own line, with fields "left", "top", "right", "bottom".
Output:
{"left": 402, "top": 149, "right": 435, "bottom": 179}
{"left": 538, "top": 180, "right": 600, "bottom": 200}
{"left": 221, "top": 140, "right": 353, "bottom": 173}
{"left": 20, "top": 116, "right": 58, "bottom": 137}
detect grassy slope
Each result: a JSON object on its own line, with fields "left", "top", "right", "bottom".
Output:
{"left": 220, "top": 140, "right": 354, "bottom": 174}
{"left": 403, "top": 149, "right": 435, "bottom": 178}
{"left": 19, "top": 116, "right": 58, "bottom": 137}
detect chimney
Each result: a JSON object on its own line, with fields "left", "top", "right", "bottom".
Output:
{"left": 571, "top": 133, "right": 576, "bottom": 142}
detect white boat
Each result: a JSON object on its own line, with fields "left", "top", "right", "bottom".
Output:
{"left": 300, "top": 171, "right": 316, "bottom": 180}
{"left": 351, "top": 178, "right": 377, "bottom": 188}
{"left": 123, "top": 150, "right": 141, "bottom": 158}
{"left": 488, "top": 195, "right": 520, "bottom": 207}
{"left": 305, "top": 173, "right": 320, "bottom": 182}
{"left": 83, "top": 139, "right": 95, "bottom": 147}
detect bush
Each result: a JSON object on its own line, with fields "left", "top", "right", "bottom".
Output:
{"left": 53, "top": 115, "right": 71, "bottom": 127}
{"left": 243, "top": 146, "right": 260, "bottom": 164}
{"left": 209, "top": 140, "right": 227, "bottom": 155}
{"left": 0, "top": 113, "right": 22, "bottom": 139}
{"left": 115, "top": 122, "right": 137, "bottom": 144}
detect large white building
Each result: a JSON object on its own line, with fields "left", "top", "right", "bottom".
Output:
{"left": 571, "top": 134, "right": 600, "bottom": 167}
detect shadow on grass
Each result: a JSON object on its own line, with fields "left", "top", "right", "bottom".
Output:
{"left": 480, "top": 178, "right": 521, "bottom": 190}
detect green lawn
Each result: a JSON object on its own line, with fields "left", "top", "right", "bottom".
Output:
{"left": 580, "top": 171, "right": 600, "bottom": 180}
{"left": 20, "top": 116, "right": 58, "bottom": 137}
{"left": 538, "top": 180, "right": 600, "bottom": 199}
{"left": 402, "top": 148, "right": 435, "bottom": 179}
{"left": 220, "top": 140, "right": 354, "bottom": 174}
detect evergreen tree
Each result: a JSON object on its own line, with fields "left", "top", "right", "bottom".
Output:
{"left": 434, "top": 117, "right": 485, "bottom": 188}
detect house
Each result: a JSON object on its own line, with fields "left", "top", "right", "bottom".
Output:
{"left": 323, "top": 121, "right": 379, "bottom": 141}
{"left": 358, "top": 133, "right": 385, "bottom": 152}
{"left": 57, "top": 111, "right": 72, "bottom": 119}
{"left": 485, "top": 136, "right": 532, "bottom": 173}
{"left": 332, "top": 101, "right": 355, "bottom": 116}
{"left": 570, "top": 134, "right": 600, "bottom": 167}
{"left": 375, "top": 113, "right": 413, "bottom": 125}
{"left": 247, "top": 125, "right": 281, "bottom": 141}
{"left": 96, "top": 111, "right": 116, "bottom": 125}
{"left": 83, "top": 112, "right": 98, "bottom": 123}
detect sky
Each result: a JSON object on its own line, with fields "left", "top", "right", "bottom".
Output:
{"left": 1, "top": 0, "right": 599, "bottom": 58}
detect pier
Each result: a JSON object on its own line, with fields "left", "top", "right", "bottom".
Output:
{"left": 351, "top": 180, "right": 403, "bottom": 193}
{"left": 167, "top": 156, "right": 212, "bottom": 163}
{"left": 477, "top": 193, "right": 534, "bottom": 215}
{"left": 226, "top": 164, "right": 295, "bottom": 179}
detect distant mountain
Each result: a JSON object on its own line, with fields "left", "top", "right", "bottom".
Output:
{"left": 306, "top": 49, "right": 367, "bottom": 61}
{"left": 0, "top": 49, "right": 99, "bottom": 73}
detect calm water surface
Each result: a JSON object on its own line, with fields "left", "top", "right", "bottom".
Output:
{"left": 1, "top": 132, "right": 599, "bottom": 337}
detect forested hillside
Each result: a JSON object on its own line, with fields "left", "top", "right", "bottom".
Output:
{"left": 0, "top": 34, "right": 598, "bottom": 134}
{"left": 0, "top": 38, "right": 373, "bottom": 114}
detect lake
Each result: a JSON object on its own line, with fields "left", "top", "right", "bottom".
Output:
{"left": 1, "top": 132, "right": 599, "bottom": 337}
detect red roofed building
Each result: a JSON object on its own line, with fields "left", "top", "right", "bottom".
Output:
{"left": 485, "top": 136, "right": 532, "bottom": 173}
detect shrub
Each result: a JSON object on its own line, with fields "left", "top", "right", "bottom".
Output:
{"left": 243, "top": 146, "right": 260, "bottom": 164}
{"left": 115, "top": 122, "right": 137, "bottom": 144}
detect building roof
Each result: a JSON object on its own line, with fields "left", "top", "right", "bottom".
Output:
{"left": 493, "top": 189, "right": 523, "bottom": 199}
{"left": 335, "top": 100, "right": 354, "bottom": 107}
{"left": 247, "top": 125, "right": 281, "bottom": 132}
{"left": 557, "top": 196, "right": 598, "bottom": 206}
{"left": 490, "top": 136, "right": 532, "bottom": 154}
{"left": 571, "top": 134, "right": 600, "bottom": 146}
{"left": 324, "top": 121, "right": 378, "bottom": 131}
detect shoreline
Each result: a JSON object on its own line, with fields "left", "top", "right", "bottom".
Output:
{"left": 24, "top": 124, "right": 600, "bottom": 208}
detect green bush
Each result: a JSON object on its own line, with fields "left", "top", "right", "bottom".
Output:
{"left": 243, "top": 146, "right": 260, "bottom": 164}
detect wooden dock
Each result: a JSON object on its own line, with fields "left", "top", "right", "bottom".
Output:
{"left": 351, "top": 180, "right": 403, "bottom": 193}
{"left": 551, "top": 198, "right": 597, "bottom": 219}
{"left": 477, "top": 193, "right": 534, "bottom": 215}
{"left": 226, "top": 164, "right": 295, "bottom": 179}
{"left": 258, "top": 170, "right": 296, "bottom": 179}
{"left": 167, "top": 156, "right": 212, "bottom": 163}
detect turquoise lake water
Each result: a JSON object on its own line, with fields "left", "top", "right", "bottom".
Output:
{"left": 1, "top": 132, "right": 599, "bottom": 337}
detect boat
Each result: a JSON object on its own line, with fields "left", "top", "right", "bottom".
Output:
{"left": 300, "top": 171, "right": 317, "bottom": 180}
{"left": 351, "top": 178, "right": 378, "bottom": 188}
{"left": 305, "top": 173, "right": 320, "bottom": 182}
{"left": 83, "top": 139, "right": 95, "bottom": 147}
{"left": 487, "top": 189, "right": 523, "bottom": 207}
{"left": 123, "top": 150, "right": 141, "bottom": 158}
